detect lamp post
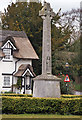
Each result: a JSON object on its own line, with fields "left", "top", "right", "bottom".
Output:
{"left": 65, "top": 62, "right": 69, "bottom": 69}
{"left": 65, "top": 62, "right": 69, "bottom": 94}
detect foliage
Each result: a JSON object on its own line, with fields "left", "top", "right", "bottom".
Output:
{"left": 2, "top": 2, "right": 80, "bottom": 81}
{"left": 68, "top": 38, "right": 82, "bottom": 85}
{"left": 61, "top": 9, "right": 80, "bottom": 44}
{"left": 70, "top": 39, "right": 81, "bottom": 75}
{"left": 72, "top": 82, "right": 82, "bottom": 92}
{"left": 60, "top": 75, "right": 74, "bottom": 94}
{"left": 2, "top": 1, "right": 73, "bottom": 75}
{"left": 51, "top": 10, "right": 73, "bottom": 75}
{"left": 2, "top": 96, "right": 82, "bottom": 115}
{"left": 2, "top": 93, "right": 82, "bottom": 98}
{"left": 52, "top": 9, "right": 80, "bottom": 78}
{"left": 2, "top": 93, "right": 32, "bottom": 97}
{"left": 52, "top": 51, "right": 76, "bottom": 75}
{"left": 60, "top": 9, "right": 81, "bottom": 82}
{"left": 52, "top": 39, "right": 81, "bottom": 83}
{"left": 16, "top": 77, "right": 22, "bottom": 91}
{"left": 61, "top": 95, "right": 82, "bottom": 98}
{"left": 2, "top": 1, "right": 42, "bottom": 75}
{"left": 51, "top": 22, "right": 71, "bottom": 51}
{"left": 4, "top": 91, "right": 15, "bottom": 94}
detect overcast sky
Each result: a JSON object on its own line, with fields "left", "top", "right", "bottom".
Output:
{"left": 0, "top": 0, "right": 81, "bottom": 13}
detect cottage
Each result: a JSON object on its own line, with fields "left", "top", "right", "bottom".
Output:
{"left": 0, "top": 30, "right": 38, "bottom": 94}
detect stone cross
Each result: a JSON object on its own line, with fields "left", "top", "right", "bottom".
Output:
{"left": 39, "top": 2, "right": 55, "bottom": 74}
{"left": 33, "top": 2, "right": 61, "bottom": 98}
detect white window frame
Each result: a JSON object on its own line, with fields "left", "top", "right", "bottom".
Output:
{"left": 3, "top": 48, "right": 11, "bottom": 60}
{"left": 1, "top": 39, "right": 17, "bottom": 61}
{"left": 3, "top": 76, "right": 10, "bottom": 87}
{"left": 1, "top": 40, "right": 16, "bottom": 50}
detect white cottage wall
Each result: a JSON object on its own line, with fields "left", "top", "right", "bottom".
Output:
{"left": 16, "top": 59, "right": 32, "bottom": 72}
{"left": 0, "top": 56, "right": 32, "bottom": 93}
{"left": 0, "top": 57, "right": 17, "bottom": 92}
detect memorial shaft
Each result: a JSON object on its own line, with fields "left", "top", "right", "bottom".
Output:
{"left": 39, "top": 2, "right": 55, "bottom": 74}
{"left": 42, "top": 16, "right": 51, "bottom": 74}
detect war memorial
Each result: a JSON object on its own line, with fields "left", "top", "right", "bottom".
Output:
{"left": 33, "top": 2, "right": 61, "bottom": 98}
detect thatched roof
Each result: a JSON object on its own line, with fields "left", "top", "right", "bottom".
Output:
{"left": 14, "top": 64, "right": 36, "bottom": 77}
{"left": 0, "top": 30, "right": 27, "bottom": 42}
{"left": 0, "top": 30, "right": 38, "bottom": 59}
{"left": 13, "top": 37, "right": 38, "bottom": 59}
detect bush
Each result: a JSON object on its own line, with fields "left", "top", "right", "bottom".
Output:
{"left": 2, "top": 96, "right": 82, "bottom": 115}
{"left": 61, "top": 95, "right": 82, "bottom": 98}
{"left": 1, "top": 94, "right": 32, "bottom": 97}
{"left": 2, "top": 93, "right": 82, "bottom": 98}
{"left": 4, "top": 91, "right": 15, "bottom": 94}
{"left": 73, "top": 82, "right": 82, "bottom": 92}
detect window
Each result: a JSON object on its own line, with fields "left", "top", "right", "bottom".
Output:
{"left": 4, "top": 76, "right": 10, "bottom": 86}
{"left": 2, "top": 40, "right": 16, "bottom": 61}
{"left": 3, "top": 49, "right": 11, "bottom": 60}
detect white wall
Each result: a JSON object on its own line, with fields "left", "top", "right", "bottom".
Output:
{"left": 0, "top": 56, "right": 32, "bottom": 93}
{"left": 16, "top": 59, "right": 32, "bottom": 72}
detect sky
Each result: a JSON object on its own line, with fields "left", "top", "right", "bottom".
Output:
{"left": 0, "top": 0, "right": 81, "bottom": 13}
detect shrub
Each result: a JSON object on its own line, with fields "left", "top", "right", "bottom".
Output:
{"left": 2, "top": 96, "right": 82, "bottom": 115}
{"left": 1, "top": 94, "right": 32, "bottom": 97}
{"left": 61, "top": 95, "right": 82, "bottom": 98}
{"left": 2, "top": 94, "right": 82, "bottom": 98}
{"left": 4, "top": 91, "right": 15, "bottom": 94}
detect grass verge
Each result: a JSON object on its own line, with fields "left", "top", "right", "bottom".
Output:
{"left": 2, "top": 114, "right": 81, "bottom": 118}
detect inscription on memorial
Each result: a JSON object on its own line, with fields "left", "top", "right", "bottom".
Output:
{"left": 46, "top": 56, "right": 50, "bottom": 73}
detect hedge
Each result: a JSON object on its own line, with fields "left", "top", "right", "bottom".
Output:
{"left": 1, "top": 94, "right": 82, "bottom": 98}
{"left": 1, "top": 94, "right": 32, "bottom": 97}
{"left": 61, "top": 95, "right": 82, "bottom": 98}
{"left": 2, "top": 96, "right": 82, "bottom": 115}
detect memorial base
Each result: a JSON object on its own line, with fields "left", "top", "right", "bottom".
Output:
{"left": 33, "top": 74, "right": 61, "bottom": 98}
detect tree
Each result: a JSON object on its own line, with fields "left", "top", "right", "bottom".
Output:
{"left": 51, "top": 10, "right": 72, "bottom": 75}
{"left": 60, "top": 9, "right": 80, "bottom": 44}
{"left": 52, "top": 9, "right": 81, "bottom": 77}
{"left": 2, "top": 1, "right": 43, "bottom": 75}
{"left": 69, "top": 38, "right": 81, "bottom": 83}
{"left": 2, "top": 1, "right": 72, "bottom": 76}
{"left": 62, "top": 9, "right": 81, "bottom": 83}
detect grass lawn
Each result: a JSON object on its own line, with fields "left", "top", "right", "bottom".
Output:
{"left": 2, "top": 114, "right": 81, "bottom": 118}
